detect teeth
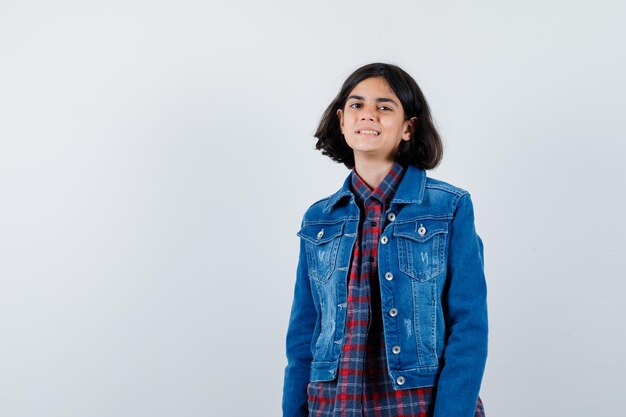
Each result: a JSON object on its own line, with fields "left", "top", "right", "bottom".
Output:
{"left": 360, "top": 130, "right": 379, "bottom": 135}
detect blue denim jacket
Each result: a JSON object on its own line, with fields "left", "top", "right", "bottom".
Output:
{"left": 283, "top": 164, "right": 488, "bottom": 417}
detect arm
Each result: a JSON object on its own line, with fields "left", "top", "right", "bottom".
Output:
{"left": 282, "top": 227, "right": 317, "bottom": 417}
{"left": 433, "top": 193, "right": 488, "bottom": 417}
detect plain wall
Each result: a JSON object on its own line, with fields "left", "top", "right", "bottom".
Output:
{"left": 1, "top": 0, "right": 625, "bottom": 416}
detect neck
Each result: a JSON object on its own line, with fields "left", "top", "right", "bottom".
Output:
{"left": 353, "top": 157, "right": 395, "bottom": 190}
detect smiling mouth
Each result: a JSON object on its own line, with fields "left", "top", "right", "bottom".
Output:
{"left": 356, "top": 129, "right": 380, "bottom": 136}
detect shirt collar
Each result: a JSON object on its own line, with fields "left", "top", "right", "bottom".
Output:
{"left": 323, "top": 163, "right": 427, "bottom": 213}
{"left": 350, "top": 162, "right": 405, "bottom": 206}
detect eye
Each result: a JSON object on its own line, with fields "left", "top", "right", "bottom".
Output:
{"left": 378, "top": 105, "right": 392, "bottom": 111}
{"left": 349, "top": 102, "right": 362, "bottom": 109}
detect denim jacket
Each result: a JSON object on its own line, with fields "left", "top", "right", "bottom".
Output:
{"left": 283, "top": 164, "right": 488, "bottom": 417}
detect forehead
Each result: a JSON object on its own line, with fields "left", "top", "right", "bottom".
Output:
{"left": 348, "top": 76, "right": 398, "bottom": 99}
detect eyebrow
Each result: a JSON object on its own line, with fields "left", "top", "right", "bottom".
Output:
{"left": 347, "top": 95, "right": 399, "bottom": 106}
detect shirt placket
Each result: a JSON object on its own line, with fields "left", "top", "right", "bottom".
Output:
{"left": 365, "top": 199, "right": 383, "bottom": 331}
{"left": 339, "top": 204, "right": 372, "bottom": 417}
{"left": 362, "top": 199, "right": 385, "bottom": 417}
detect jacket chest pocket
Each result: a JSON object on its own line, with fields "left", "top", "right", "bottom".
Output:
{"left": 297, "top": 222, "right": 344, "bottom": 283}
{"left": 393, "top": 219, "right": 448, "bottom": 281}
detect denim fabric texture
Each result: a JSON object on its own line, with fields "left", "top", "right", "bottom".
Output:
{"left": 283, "top": 164, "right": 488, "bottom": 417}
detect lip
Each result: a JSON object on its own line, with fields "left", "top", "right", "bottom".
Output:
{"left": 355, "top": 127, "right": 381, "bottom": 136}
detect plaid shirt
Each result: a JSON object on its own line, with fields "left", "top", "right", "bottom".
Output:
{"left": 307, "top": 162, "right": 485, "bottom": 417}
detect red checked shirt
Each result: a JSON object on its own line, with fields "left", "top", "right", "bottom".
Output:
{"left": 306, "top": 162, "right": 485, "bottom": 417}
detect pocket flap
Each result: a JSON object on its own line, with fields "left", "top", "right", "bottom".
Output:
{"left": 297, "top": 222, "right": 344, "bottom": 245}
{"left": 393, "top": 219, "right": 448, "bottom": 243}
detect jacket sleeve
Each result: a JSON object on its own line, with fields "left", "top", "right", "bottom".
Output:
{"left": 282, "top": 221, "right": 317, "bottom": 417}
{"left": 433, "top": 193, "right": 488, "bottom": 417}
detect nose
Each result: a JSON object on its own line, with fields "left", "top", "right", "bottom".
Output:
{"left": 360, "top": 105, "right": 376, "bottom": 121}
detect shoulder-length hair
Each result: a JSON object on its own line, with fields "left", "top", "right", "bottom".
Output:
{"left": 314, "top": 62, "right": 443, "bottom": 170}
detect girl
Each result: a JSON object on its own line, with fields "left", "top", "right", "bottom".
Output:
{"left": 283, "top": 63, "right": 487, "bottom": 417}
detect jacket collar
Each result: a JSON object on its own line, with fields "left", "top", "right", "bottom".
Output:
{"left": 323, "top": 164, "right": 427, "bottom": 213}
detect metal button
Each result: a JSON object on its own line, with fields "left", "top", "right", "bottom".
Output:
{"left": 385, "top": 272, "right": 394, "bottom": 281}
{"left": 380, "top": 236, "right": 388, "bottom": 244}
{"left": 417, "top": 224, "right": 426, "bottom": 236}
{"left": 396, "top": 376, "right": 405, "bottom": 385}
{"left": 392, "top": 345, "right": 401, "bottom": 354}
{"left": 317, "top": 229, "right": 324, "bottom": 239}
{"left": 387, "top": 212, "right": 396, "bottom": 221}
{"left": 389, "top": 308, "right": 398, "bottom": 317}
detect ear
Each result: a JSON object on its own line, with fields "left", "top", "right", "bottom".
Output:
{"left": 401, "top": 117, "right": 418, "bottom": 141}
{"left": 336, "top": 109, "right": 344, "bottom": 132}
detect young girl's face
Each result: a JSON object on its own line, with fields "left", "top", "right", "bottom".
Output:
{"left": 337, "top": 76, "right": 415, "bottom": 163}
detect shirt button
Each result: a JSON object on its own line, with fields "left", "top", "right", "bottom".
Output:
{"left": 392, "top": 345, "right": 401, "bottom": 354}
{"left": 370, "top": 221, "right": 377, "bottom": 226}
{"left": 389, "top": 308, "right": 398, "bottom": 317}
{"left": 380, "top": 236, "right": 388, "bottom": 244}
{"left": 396, "top": 376, "right": 405, "bottom": 385}
{"left": 385, "top": 272, "right": 394, "bottom": 281}
{"left": 317, "top": 229, "right": 324, "bottom": 239}
{"left": 417, "top": 224, "right": 427, "bottom": 236}
{"left": 369, "top": 255, "right": 375, "bottom": 263}
{"left": 387, "top": 212, "right": 396, "bottom": 221}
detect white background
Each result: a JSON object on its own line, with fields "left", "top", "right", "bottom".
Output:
{"left": 1, "top": 1, "right": 625, "bottom": 416}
